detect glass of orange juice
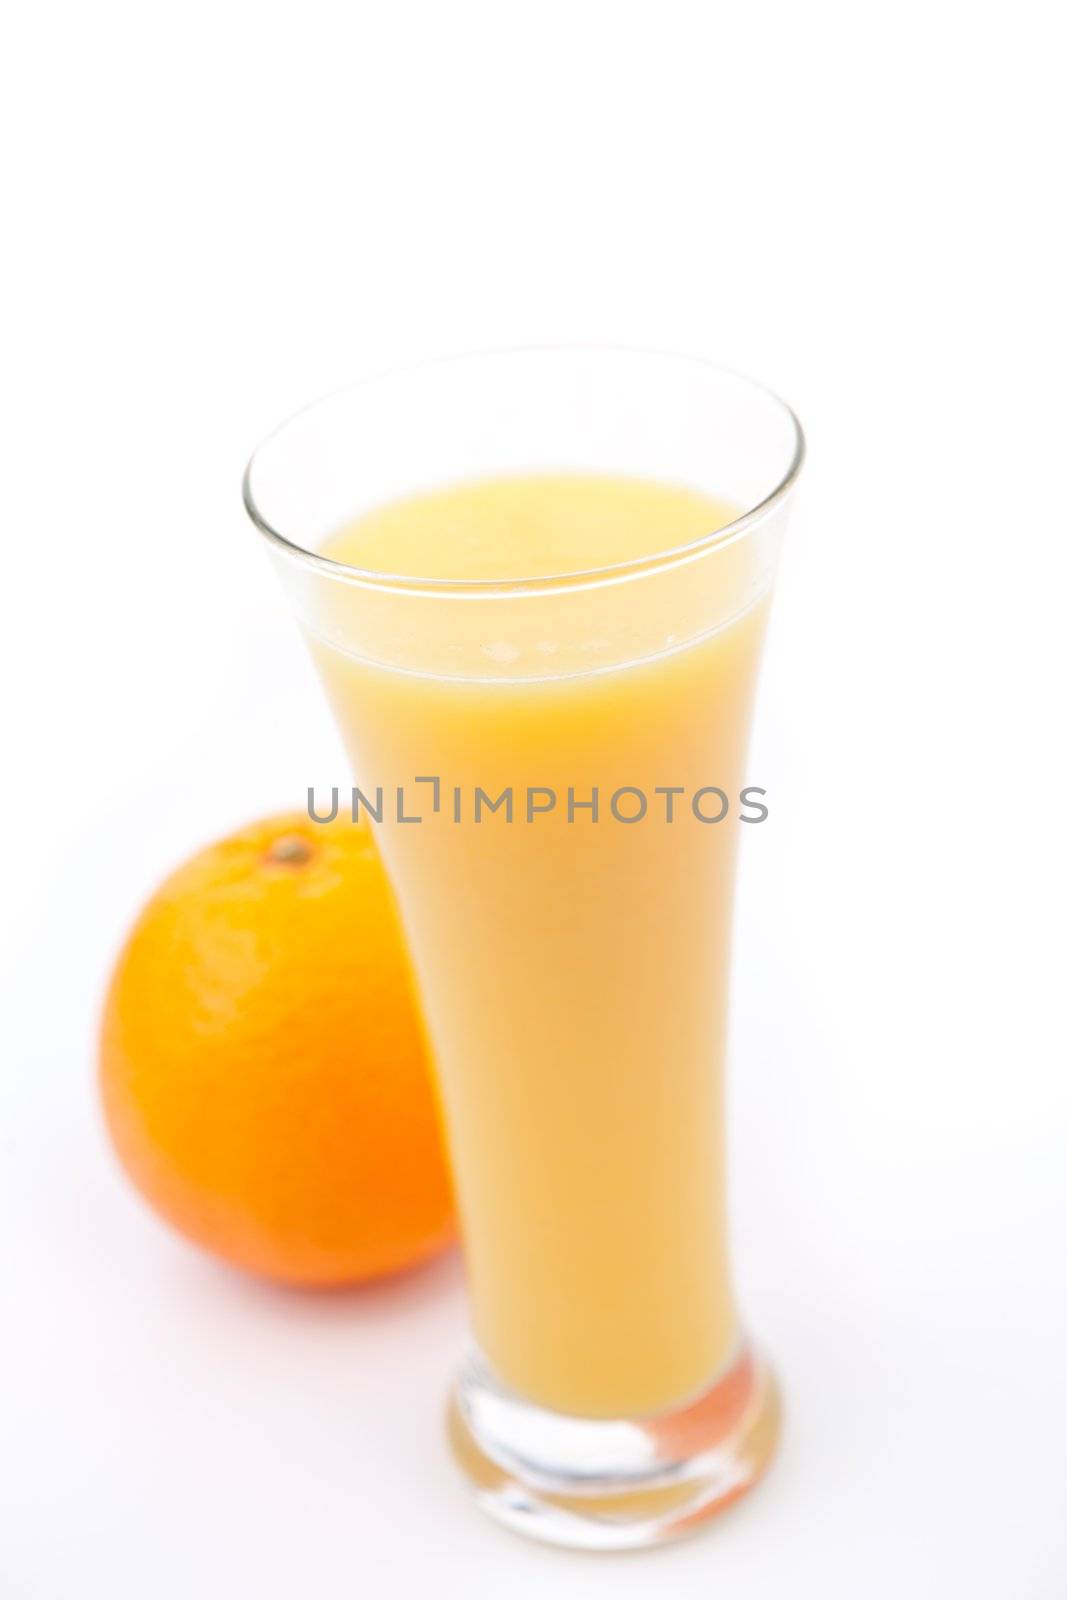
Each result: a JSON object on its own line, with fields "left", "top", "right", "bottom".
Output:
{"left": 244, "top": 349, "right": 803, "bottom": 1549}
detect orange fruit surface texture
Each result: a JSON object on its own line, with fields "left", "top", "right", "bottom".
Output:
{"left": 99, "top": 812, "right": 455, "bottom": 1285}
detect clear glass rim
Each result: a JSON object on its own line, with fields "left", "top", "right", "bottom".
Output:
{"left": 242, "top": 346, "right": 805, "bottom": 600}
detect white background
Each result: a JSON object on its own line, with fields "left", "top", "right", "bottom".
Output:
{"left": 2, "top": 3, "right": 1065, "bottom": 1596}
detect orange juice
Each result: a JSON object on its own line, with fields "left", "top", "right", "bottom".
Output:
{"left": 312, "top": 474, "right": 770, "bottom": 1418}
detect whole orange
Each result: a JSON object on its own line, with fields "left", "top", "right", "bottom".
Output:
{"left": 99, "top": 812, "right": 454, "bottom": 1284}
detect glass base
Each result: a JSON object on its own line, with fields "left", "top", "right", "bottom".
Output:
{"left": 447, "top": 1340, "right": 780, "bottom": 1551}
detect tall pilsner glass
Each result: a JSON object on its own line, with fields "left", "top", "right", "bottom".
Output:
{"left": 243, "top": 350, "right": 803, "bottom": 1550}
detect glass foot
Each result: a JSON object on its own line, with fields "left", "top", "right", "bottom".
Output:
{"left": 447, "top": 1340, "right": 780, "bottom": 1551}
